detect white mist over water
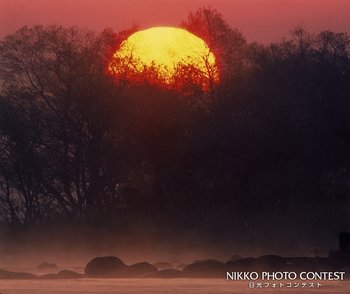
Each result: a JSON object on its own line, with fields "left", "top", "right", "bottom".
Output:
{"left": 0, "top": 279, "right": 348, "bottom": 294}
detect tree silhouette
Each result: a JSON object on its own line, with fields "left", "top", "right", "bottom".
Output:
{"left": 182, "top": 7, "right": 246, "bottom": 85}
{"left": 0, "top": 25, "right": 123, "bottom": 223}
{"left": 0, "top": 18, "right": 349, "bottom": 251}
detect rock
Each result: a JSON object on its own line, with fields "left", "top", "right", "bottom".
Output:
{"left": 147, "top": 269, "right": 184, "bottom": 278}
{"left": 40, "top": 270, "right": 82, "bottom": 279}
{"left": 340, "top": 267, "right": 350, "bottom": 279}
{"left": 226, "top": 255, "right": 302, "bottom": 271}
{"left": 340, "top": 232, "right": 350, "bottom": 256}
{"left": 85, "top": 256, "right": 128, "bottom": 277}
{"left": 56, "top": 270, "right": 82, "bottom": 279}
{"left": 152, "top": 262, "right": 173, "bottom": 270}
{"left": 183, "top": 260, "right": 225, "bottom": 277}
{"left": 128, "top": 262, "right": 158, "bottom": 277}
{"left": 228, "top": 255, "right": 242, "bottom": 262}
{"left": 0, "top": 269, "right": 37, "bottom": 279}
{"left": 256, "top": 255, "right": 285, "bottom": 269}
{"left": 39, "top": 274, "right": 56, "bottom": 279}
{"left": 73, "top": 266, "right": 85, "bottom": 271}
{"left": 176, "top": 263, "right": 187, "bottom": 270}
{"left": 226, "top": 257, "right": 256, "bottom": 270}
{"left": 37, "top": 262, "right": 58, "bottom": 270}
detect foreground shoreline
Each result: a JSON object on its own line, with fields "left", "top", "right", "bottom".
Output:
{"left": 2, "top": 254, "right": 350, "bottom": 280}
{"left": 0, "top": 278, "right": 349, "bottom": 294}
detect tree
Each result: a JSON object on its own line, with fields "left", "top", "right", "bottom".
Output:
{"left": 318, "top": 31, "right": 350, "bottom": 60}
{"left": 0, "top": 25, "right": 123, "bottom": 223}
{"left": 182, "top": 7, "right": 247, "bottom": 85}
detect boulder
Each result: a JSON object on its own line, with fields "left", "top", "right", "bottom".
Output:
{"left": 56, "top": 270, "right": 82, "bottom": 279}
{"left": 152, "top": 262, "right": 173, "bottom": 270}
{"left": 256, "top": 255, "right": 285, "bottom": 269}
{"left": 40, "top": 270, "right": 82, "bottom": 279}
{"left": 183, "top": 260, "right": 225, "bottom": 277}
{"left": 128, "top": 262, "right": 158, "bottom": 277}
{"left": 226, "top": 257, "right": 256, "bottom": 271}
{"left": 148, "top": 269, "right": 184, "bottom": 278}
{"left": 176, "top": 263, "right": 187, "bottom": 270}
{"left": 38, "top": 262, "right": 58, "bottom": 271}
{"left": 85, "top": 256, "right": 128, "bottom": 277}
{"left": 340, "top": 232, "right": 350, "bottom": 255}
{"left": 0, "top": 269, "right": 37, "bottom": 279}
{"left": 228, "top": 255, "right": 242, "bottom": 262}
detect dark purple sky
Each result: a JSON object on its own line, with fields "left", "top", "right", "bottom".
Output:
{"left": 1, "top": 0, "right": 350, "bottom": 43}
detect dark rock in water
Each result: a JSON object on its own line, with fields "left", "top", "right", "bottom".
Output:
{"left": 85, "top": 256, "right": 128, "bottom": 277}
{"left": 74, "top": 266, "right": 84, "bottom": 271}
{"left": 176, "top": 263, "right": 187, "bottom": 270}
{"left": 340, "top": 267, "right": 350, "bottom": 279}
{"left": 40, "top": 270, "right": 82, "bottom": 279}
{"left": 340, "top": 231, "right": 350, "bottom": 255}
{"left": 152, "top": 262, "right": 173, "bottom": 270}
{"left": 234, "top": 257, "right": 256, "bottom": 265}
{"left": 0, "top": 269, "right": 37, "bottom": 279}
{"left": 227, "top": 256, "right": 285, "bottom": 271}
{"left": 183, "top": 260, "right": 225, "bottom": 277}
{"left": 226, "top": 257, "right": 256, "bottom": 270}
{"left": 147, "top": 269, "right": 184, "bottom": 278}
{"left": 38, "top": 262, "right": 58, "bottom": 270}
{"left": 228, "top": 255, "right": 242, "bottom": 262}
{"left": 128, "top": 262, "right": 158, "bottom": 277}
{"left": 256, "top": 255, "right": 285, "bottom": 269}
{"left": 39, "top": 274, "right": 56, "bottom": 279}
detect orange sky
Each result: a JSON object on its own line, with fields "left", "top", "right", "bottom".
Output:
{"left": 0, "top": 0, "right": 349, "bottom": 43}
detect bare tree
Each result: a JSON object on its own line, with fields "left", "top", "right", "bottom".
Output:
{"left": 182, "top": 7, "right": 247, "bottom": 84}
{"left": 0, "top": 25, "right": 123, "bottom": 223}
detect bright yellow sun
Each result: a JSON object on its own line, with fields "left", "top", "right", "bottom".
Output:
{"left": 109, "top": 27, "right": 219, "bottom": 89}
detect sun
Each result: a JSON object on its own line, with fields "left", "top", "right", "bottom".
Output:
{"left": 108, "top": 27, "right": 219, "bottom": 90}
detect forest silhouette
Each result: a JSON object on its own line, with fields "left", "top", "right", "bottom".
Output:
{"left": 0, "top": 7, "right": 349, "bottom": 254}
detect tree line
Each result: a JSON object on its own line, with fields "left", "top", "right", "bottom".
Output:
{"left": 0, "top": 8, "right": 349, "bottom": 247}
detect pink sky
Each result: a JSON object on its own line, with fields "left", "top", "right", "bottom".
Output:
{"left": 0, "top": 0, "right": 349, "bottom": 43}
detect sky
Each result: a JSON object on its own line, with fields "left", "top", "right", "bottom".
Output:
{"left": 0, "top": 0, "right": 350, "bottom": 43}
